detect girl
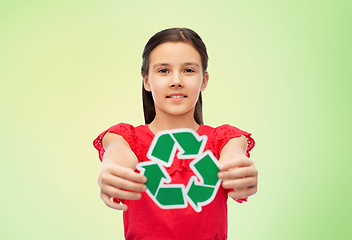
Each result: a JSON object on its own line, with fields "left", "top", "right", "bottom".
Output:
{"left": 93, "top": 28, "right": 258, "bottom": 240}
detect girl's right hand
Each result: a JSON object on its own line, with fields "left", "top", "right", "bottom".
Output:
{"left": 98, "top": 162, "right": 147, "bottom": 211}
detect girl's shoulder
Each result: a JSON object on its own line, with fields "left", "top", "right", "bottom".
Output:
{"left": 200, "top": 124, "right": 251, "bottom": 137}
{"left": 97, "top": 122, "right": 152, "bottom": 140}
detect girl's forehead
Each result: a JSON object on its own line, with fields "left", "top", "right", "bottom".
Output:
{"left": 149, "top": 42, "right": 202, "bottom": 65}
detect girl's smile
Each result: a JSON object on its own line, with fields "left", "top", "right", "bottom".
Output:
{"left": 167, "top": 93, "right": 187, "bottom": 102}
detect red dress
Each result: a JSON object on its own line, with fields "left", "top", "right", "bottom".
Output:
{"left": 93, "top": 123, "right": 255, "bottom": 240}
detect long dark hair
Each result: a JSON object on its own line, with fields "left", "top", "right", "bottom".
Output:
{"left": 141, "top": 28, "right": 209, "bottom": 125}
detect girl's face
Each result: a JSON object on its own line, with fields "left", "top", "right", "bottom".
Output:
{"left": 143, "top": 42, "right": 208, "bottom": 119}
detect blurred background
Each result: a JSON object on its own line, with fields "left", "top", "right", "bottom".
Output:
{"left": 1, "top": 0, "right": 351, "bottom": 239}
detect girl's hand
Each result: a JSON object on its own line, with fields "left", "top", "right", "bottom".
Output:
{"left": 218, "top": 155, "right": 258, "bottom": 199}
{"left": 98, "top": 162, "right": 147, "bottom": 211}
{"left": 98, "top": 132, "right": 147, "bottom": 211}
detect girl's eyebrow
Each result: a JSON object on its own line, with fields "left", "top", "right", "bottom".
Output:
{"left": 152, "top": 63, "right": 170, "bottom": 69}
{"left": 152, "top": 62, "right": 200, "bottom": 69}
{"left": 183, "top": 62, "right": 200, "bottom": 68}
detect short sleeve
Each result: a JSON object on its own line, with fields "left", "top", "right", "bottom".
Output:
{"left": 215, "top": 124, "right": 255, "bottom": 158}
{"left": 93, "top": 123, "right": 135, "bottom": 162}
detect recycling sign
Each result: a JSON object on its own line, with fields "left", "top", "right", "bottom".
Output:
{"left": 136, "top": 128, "right": 221, "bottom": 212}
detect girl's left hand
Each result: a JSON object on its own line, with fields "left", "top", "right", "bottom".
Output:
{"left": 218, "top": 155, "right": 258, "bottom": 199}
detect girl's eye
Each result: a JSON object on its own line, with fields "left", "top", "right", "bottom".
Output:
{"left": 158, "top": 69, "right": 169, "bottom": 74}
{"left": 184, "top": 68, "right": 195, "bottom": 73}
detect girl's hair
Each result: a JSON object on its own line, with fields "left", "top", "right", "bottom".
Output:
{"left": 141, "top": 27, "right": 209, "bottom": 125}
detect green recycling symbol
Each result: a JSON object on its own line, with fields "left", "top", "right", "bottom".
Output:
{"left": 136, "top": 128, "right": 221, "bottom": 212}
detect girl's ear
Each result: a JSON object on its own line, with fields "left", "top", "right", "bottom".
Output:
{"left": 200, "top": 72, "right": 209, "bottom": 92}
{"left": 143, "top": 76, "right": 151, "bottom": 92}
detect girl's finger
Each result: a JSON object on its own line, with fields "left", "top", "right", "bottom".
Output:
{"left": 101, "top": 193, "right": 128, "bottom": 211}
{"left": 109, "top": 166, "right": 147, "bottom": 183}
{"left": 218, "top": 166, "right": 258, "bottom": 180}
{"left": 104, "top": 174, "right": 147, "bottom": 192}
{"left": 222, "top": 177, "right": 257, "bottom": 189}
{"left": 218, "top": 157, "right": 252, "bottom": 171}
{"left": 102, "top": 185, "right": 143, "bottom": 200}
{"left": 228, "top": 186, "right": 257, "bottom": 199}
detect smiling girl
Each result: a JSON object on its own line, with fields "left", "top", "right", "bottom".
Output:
{"left": 93, "top": 28, "right": 258, "bottom": 240}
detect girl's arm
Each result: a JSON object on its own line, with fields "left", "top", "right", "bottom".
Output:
{"left": 98, "top": 132, "right": 147, "bottom": 211}
{"left": 218, "top": 135, "right": 258, "bottom": 199}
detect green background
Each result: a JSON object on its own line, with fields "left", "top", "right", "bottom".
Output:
{"left": 1, "top": 0, "right": 351, "bottom": 239}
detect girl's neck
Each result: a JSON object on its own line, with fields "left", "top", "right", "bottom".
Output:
{"left": 148, "top": 111, "right": 200, "bottom": 135}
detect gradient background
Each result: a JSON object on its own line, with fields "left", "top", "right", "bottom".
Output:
{"left": 1, "top": 0, "right": 351, "bottom": 239}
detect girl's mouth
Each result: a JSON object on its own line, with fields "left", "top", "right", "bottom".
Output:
{"left": 167, "top": 95, "right": 186, "bottom": 99}
{"left": 166, "top": 94, "right": 187, "bottom": 102}
{"left": 166, "top": 93, "right": 187, "bottom": 98}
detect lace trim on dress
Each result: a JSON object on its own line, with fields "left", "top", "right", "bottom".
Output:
{"left": 93, "top": 131, "right": 108, "bottom": 162}
{"left": 215, "top": 124, "right": 255, "bottom": 158}
{"left": 93, "top": 123, "right": 135, "bottom": 161}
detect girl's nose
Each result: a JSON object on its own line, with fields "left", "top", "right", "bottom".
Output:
{"left": 169, "top": 74, "right": 184, "bottom": 88}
